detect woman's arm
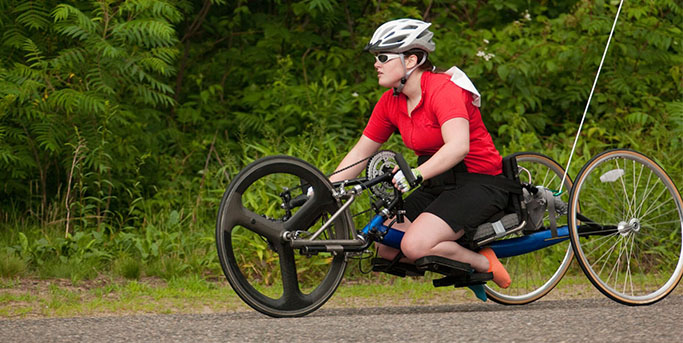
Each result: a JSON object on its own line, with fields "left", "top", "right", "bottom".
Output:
{"left": 415, "top": 117, "right": 469, "bottom": 181}
{"left": 329, "top": 135, "right": 383, "bottom": 183}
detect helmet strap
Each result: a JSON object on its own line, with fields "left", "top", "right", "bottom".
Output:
{"left": 393, "top": 53, "right": 427, "bottom": 96}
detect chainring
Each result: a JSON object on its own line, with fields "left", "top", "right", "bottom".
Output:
{"left": 365, "top": 150, "right": 398, "bottom": 202}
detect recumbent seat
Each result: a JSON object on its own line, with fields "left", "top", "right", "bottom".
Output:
{"left": 470, "top": 154, "right": 527, "bottom": 247}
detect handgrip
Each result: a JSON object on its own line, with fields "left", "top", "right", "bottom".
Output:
{"left": 395, "top": 153, "right": 418, "bottom": 187}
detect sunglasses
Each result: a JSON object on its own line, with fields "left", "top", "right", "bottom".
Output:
{"left": 374, "top": 53, "right": 402, "bottom": 64}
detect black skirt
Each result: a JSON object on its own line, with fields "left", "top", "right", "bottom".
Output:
{"left": 403, "top": 157, "right": 510, "bottom": 249}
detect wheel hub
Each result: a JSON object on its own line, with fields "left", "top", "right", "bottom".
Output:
{"left": 617, "top": 218, "right": 641, "bottom": 236}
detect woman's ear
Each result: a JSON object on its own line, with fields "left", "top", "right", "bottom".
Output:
{"left": 405, "top": 54, "right": 419, "bottom": 69}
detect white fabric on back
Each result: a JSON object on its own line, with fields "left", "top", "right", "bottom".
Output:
{"left": 446, "top": 66, "right": 481, "bottom": 108}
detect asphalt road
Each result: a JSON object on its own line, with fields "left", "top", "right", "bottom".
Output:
{"left": 2, "top": 295, "right": 682, "bottom": 342}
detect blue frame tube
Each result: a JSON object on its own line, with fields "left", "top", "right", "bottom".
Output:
{"left": 380, "top": 226, "right": 404, "bottom": 249}
{"left": 488, "top": 226, "right": 569, "bottom": 258}
{"left": 360, "top": 214, "right": 404, "bottom": 250}
{"left": 360, "top": 214, "right": 386, "bottom": 236}
{"left": 362, "top": 214, "right": 569, "bottom": 258}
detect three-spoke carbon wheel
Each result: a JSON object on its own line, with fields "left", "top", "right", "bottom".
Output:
{"left": 486, "top": 152, "right": 574, "bottom": 305}
{"left": 568, "top": 149, "right": 683, "bottom": 305}
{"left": 216, "top": 156, "right": 352, "bottom": 317}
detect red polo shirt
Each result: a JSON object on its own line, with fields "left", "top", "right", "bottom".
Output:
{"left": 363, "top": 71, "right": 502, "bottom": 175}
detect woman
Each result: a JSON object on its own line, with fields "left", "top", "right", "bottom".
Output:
{"left": 330, "top": 19, "right": 510, "bottom": 288}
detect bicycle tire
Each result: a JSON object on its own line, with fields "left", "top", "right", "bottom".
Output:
{"left": 216, "top": 155, "right": 352, "bottom": 317}
{"left": 485, "top": 152, "right": 574, "bottom": 305}
{"left": 568, "top": 149, "right": 683, "bottom": 305}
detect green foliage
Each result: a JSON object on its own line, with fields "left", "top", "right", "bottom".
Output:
{"left": 0, "top": 0, "right": 181, "bottom": 227}
{"left": 0, "top": 0, "right": 681, "bottom": 284}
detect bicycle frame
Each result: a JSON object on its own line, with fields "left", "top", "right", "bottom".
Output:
{"left": 285, "top": 174, "right": 578, "bottom": 258}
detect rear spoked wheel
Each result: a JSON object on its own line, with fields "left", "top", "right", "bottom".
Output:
{"left": 216, "top": 156, "right": 352, "bottom": 317}
{"left": 485, "top": 152, "right": 574, "bottom": 305}
{"left": 568, "top": 149, "right": 683, "bottom": 305}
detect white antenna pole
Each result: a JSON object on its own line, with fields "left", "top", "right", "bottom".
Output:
{"left": 558, "top": 0, "right": 625, "bottom": 195}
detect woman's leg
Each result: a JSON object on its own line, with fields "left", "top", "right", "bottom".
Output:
{"left": 399, "top": 212, "right": 489, "bottom": 271}
{"left": 376, "top": 211, "right": 510, "bottom": 288}
{"left": 376, "top": 187, "right": 434, "bottom": 261}
{"left": 401, "top": 212, "right": 510, "bottom": 288}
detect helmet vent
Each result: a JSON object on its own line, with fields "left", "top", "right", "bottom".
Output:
{"left": 385, "top": 36, "right": 406, "bottom": 44}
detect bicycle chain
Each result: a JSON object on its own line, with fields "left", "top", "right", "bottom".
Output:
{"left": 326, "top": 156, "right": 372, "bottom": 177}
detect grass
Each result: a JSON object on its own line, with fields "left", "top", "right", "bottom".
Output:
{"left": 7, "top": 267, "right": 677, "bottom": 319}
{"left": 0, "top": 275, "right": 442, "bottom": 318}
{"left": 0, "top": 252, "right": 27, "bottom": 278}
{"left": 37, "top": 257, "right": 101, "bottom": 283}
{"left": 0, "top": 275, "right": 248, "bottom": 318}
{"left": 112, "top": 256, "right": 142, "bottom": 280}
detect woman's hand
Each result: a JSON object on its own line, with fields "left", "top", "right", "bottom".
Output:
{"left": 392, "top": 167, "right": 422, "bottom": 193}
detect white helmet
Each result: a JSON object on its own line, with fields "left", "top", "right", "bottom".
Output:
{"left": 365, "top": 18, "right": 435, "bottom": 53}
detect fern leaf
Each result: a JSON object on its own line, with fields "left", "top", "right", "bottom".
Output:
{"left": 1, "top": 28, "right": 28, "bottom": 49}
{"left": 95, "top": 39, "right": 125, "bottom": 59}
{"left": 77, "top": 92, "right": 107, "bottom": 114}
{"left": 52, "top": 4, "right": 98, "bottom": 34}
{"left": 54, "top": 23, "right": 91, "bottom": 40}
{"left": 22, "top": 38, "right": 47, "bottom": 69}
{"left": 307, "top": 0, "right": 336, "bottom": 13}
{"left": 120, "top": 0, "right": 182, "bottom": 23}
{"left": 47, "top": 89, "right": 80, "bottom": 113}
{"left": 150, "top": 0, "right": 183, "bottom": 23}
{"left": 112, "top": 19, "right": 177, "bottom": 48}
{"left": 149, "top": 47, "right": 179, "bottom": 64}
{"left": 50, "top": 47, "right": 86, "bottom": 70}
{"left": 32, "top": 120, "right": 65, "bottom": 154}
{"left": 625, "top": 111, "right": 651, "bottom": 125}
{"left": 85, "top": 67, "right": 117, "bottom": 96}
{"left": 14, "top": 1, "right": 50, "bottom": 31}
{"left": 139, "top": 57, "right": 173, "bottom": 76}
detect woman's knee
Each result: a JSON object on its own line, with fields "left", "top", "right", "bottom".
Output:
{"left": 400, "top": 235, "right": 430, "bottom": 261}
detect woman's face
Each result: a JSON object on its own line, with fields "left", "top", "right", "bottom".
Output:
{"left": 374, "top": 53, "right": 405, "bottom": 88}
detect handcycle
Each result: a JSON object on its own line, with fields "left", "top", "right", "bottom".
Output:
{"left": 215, "top": 149, "right": 683, "bottom": 317}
